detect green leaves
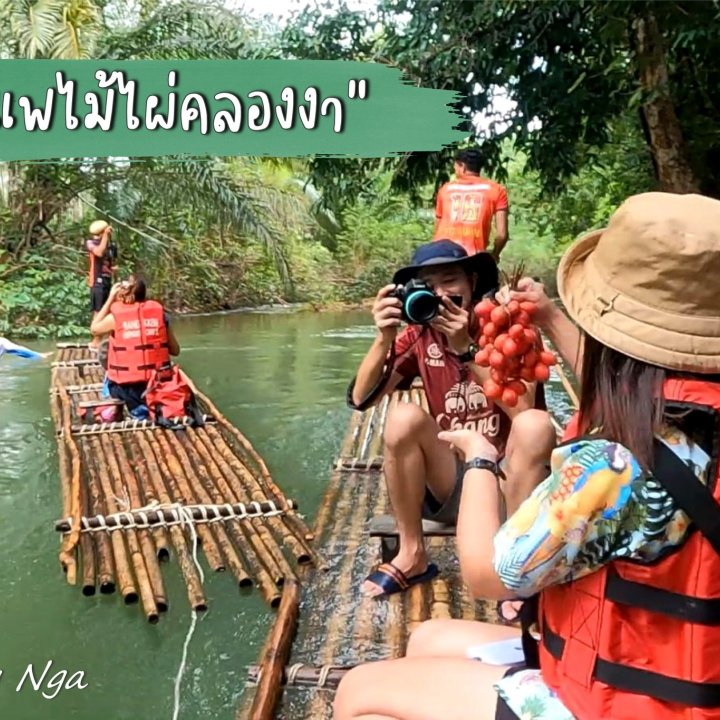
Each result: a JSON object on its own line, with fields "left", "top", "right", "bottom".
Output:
{"left": 10, "top": 0, "right": 101, "bottom": 59}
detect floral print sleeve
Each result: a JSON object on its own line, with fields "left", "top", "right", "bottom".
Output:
{"left": 493, "top": 432, "right": 711, "bottom": 597}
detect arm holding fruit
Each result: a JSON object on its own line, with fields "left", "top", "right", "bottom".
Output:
{"left": 506, "top": 278, "right": 583, "bottom": 378}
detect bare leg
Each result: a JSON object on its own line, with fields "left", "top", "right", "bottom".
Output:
{"left": 89, "top": 311, "right": 100, "bottom": 350}
{"left": 334, "top": 655, "right": 507, "bottom": 720}
{"left": 362, "top": 403, "right": 457, "bottom": 596}
{"left": 407, "top": 618, "right": 520, "bottom": 658}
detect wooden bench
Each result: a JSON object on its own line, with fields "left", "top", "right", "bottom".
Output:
{"left": 368, "top": 514, "right": 456, "bottom": 563}
{"left": 77, "top": 398, "right": 124, "bottom": 424}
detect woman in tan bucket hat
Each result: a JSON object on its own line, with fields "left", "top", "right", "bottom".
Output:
{"left": 334, "top": 193, "right": 720, "bottom": 720}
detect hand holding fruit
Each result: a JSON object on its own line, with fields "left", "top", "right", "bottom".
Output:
{"left": 474, "top": 266, "right": 557, "bottom": 408}
{"left": 502, "top": 277, "right": 554, "bottom": 327}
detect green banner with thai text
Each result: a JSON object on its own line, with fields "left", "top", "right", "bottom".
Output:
{"left": 0, "top": 60, "right": 465, "bottom": 161}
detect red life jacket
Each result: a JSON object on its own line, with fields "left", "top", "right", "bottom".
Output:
{"left": 107, "top": 301, "right": 170, "bottom": 384}
{"left": 540, "top": 378, "right": 720, "bottom": 720}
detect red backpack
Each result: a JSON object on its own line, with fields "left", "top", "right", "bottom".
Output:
{"left": 144, "top": 364, "right": 203, "bottom": 427}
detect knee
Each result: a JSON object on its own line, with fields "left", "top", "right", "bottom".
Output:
{"left": 507, "top": 409, "right": 556, "bottom": 460}
{"left": 333, "top": 664, "right": 371, "bottom": 719}
{"left": 383, "top": 402, "right": 429, "bottom": 452}
{"left": 406, "top": 619, "right": 447, "bottom": 657}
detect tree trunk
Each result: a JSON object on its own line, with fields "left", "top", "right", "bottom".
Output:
{"left": 634, "top": 11, "right": 700, "bottom": 194}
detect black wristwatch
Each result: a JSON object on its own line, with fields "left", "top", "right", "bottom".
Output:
{"left": 463, "top": 457, "right": 499, "bottom": 476}
{"left": 455, "top": 341, "right": 480, "bottom": 364}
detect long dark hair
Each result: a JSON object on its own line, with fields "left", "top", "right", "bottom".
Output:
{"left": 578, "top": 333, "right": 666, "bottom": 469}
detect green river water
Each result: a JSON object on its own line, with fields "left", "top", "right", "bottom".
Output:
{"left": 0, "top": 308, "right": 573, "bottom": 720}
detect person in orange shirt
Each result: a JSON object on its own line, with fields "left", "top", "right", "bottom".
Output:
{"left": 433, "top": 148, "right": 509, "bottom": 259}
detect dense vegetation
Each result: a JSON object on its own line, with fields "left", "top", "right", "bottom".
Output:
{"left": 0, "top": 0, "right": 713, "bottom": 337}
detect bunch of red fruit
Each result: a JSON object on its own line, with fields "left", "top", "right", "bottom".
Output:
{"left": 473, "top": 297, "right": 557, "bottom": 407}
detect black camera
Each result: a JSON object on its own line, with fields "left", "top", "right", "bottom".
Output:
{"left": 391, "top": 279, "right": 456, "bottom": 325}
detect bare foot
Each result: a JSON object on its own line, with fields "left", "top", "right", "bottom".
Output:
{"left": 362, "top": 548, "right": 429, "bottom": 597}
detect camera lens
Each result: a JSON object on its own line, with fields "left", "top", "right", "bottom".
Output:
{"left": 405, "top": 290, "right": 439, "bottom": 324}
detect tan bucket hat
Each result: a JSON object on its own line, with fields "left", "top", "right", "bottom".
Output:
{"left": 89, "top": 219, "right": 109, "bottom": 236}
{"left": 557, "top": 192, "right": 720, "bottom": 374}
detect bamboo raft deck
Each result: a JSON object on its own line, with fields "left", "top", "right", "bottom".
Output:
{"left": 240, "top": 355, "right": 578, "bottom": 720}
{"left": 239, "top": 383, "right": 503, "bottom": 719}
{"left": 49, "top": 343, "right": 316, "bottom": 622}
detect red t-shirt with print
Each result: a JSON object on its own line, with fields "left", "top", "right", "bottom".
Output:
{"left": 391, "top": 325, "right": 511, "bottom": 456}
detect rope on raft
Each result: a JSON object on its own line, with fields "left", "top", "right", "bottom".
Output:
{"left": 54, "top": 499, "right": 299, "bottom": 533}
{"left": 50, "top": 383, "right": 105, "bottom": 394}
{"left": 247, "top": 662, "right": 351, "bottom": 689}
{"left": 52, "top": 359, "right": 101, "bottom": 368}
{"left": 57, "top": 415, "right": 216, "bottom": 436}
{"left": 333, "top": 455, "right": 383, "bottom": 472}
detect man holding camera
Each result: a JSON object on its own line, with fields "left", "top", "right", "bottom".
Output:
{"left": 347, "top": 240, "right": 555, "bottom": 597}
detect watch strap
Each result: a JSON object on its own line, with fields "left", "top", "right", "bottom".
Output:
{"left": 456, "top": 342, "right": 479, "bottom": 364}
{"left": 463, "top": 457, "right": 499, "bottom": 475}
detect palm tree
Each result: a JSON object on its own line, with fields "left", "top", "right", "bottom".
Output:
{"left": 1, "top": 0, "right": 310, "bottom": 288}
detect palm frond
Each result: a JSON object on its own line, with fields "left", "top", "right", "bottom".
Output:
{"left": 11, "top": 0, "right": 60, "bottom": 58}
{"left": 115, "top": 157, "right": 293, "bottom": 288}
{"left": 53, "top": 0, "right": 101, "bottom": 59}
{"left": 101, "top": 0, "right": 272, "bottom": 60}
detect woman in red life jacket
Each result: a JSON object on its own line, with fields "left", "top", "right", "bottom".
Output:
{"left": 333, "top": 192, "right": 720, "bottom": 720}
{"left": 90, "top": 277, "right": 180, "bottom": 415}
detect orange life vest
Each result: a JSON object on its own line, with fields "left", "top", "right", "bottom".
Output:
{"left": 106, "top": 301, "right": 170, "bottom": 384}
{"left": 540, "top": 378, "right": 720, "bottom": 720}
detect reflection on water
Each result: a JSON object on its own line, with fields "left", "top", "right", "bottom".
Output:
{"left": 0, "top": 308, "right": 573, "bottom": 720}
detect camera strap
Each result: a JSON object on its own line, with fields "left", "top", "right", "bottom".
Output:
{"left": 346, "top": 341, "right": 398, "bottom": 412}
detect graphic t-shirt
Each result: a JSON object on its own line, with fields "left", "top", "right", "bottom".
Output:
{"left": 391, "top": 325, "right": 511, "bottom": 455}
{"left": 433, "top": 175, "right": 509, "bottom": 255}
{"left": 86, "top": 237, "right": 114, "bottom": 286}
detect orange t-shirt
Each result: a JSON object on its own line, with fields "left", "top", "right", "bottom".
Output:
{"left": 433, "top": 176, "right": 508, "bottom": 255}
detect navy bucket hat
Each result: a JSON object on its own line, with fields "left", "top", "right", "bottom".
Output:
{"left": 392, "top": 239, "right": 499, "bottom": 301}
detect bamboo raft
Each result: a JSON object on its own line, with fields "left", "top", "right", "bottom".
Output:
{"left": 240, "top": 353, "right": 578, "bottom": 720}
{"left": 49, "top": 343, "right": 317, "bottom": 622}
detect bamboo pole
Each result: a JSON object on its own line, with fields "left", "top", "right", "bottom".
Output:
{"left": 55, "top": 381, "right": 81, "bottom": 583}
{"left": 430, "top": 576, "right": 452, "bottom": 620}
{"left": 153, "top": 528, "right": 171, "bottom": 562}
{"left": 183, "top": 431, "right": 295, "bottom": 585}
{"left": 79, "top": 441, "right": 116, "bottom": 594}
{"left": 131, "top": 433, "right": 207, "bottom": 612}
{"left": 98, "top": 434, "right": 158, "bottom": 620}
{"left": 306, "top": 471, "right": 371, "bottom": 718}
{"left": 79, "top": 482, "right": 97, "bottom": 597}
{"left": 87, "top": 435, "right": 138, "bottom": 605}
{"left": 113, "top": 434, "right": 168, "bottom": 614}
{"left": 351, "top": 452, "right": 392, "bottom": 659}
{"left": 245, "top": 579, "right": 301, "bottom": 720}
{"left": 144, "top": 432, "right": 226, "bottom": 573}
{"left": 51, "top": 391, "right": 93, "bottom": 593}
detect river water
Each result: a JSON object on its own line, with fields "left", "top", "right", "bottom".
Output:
{"left": 0, "top": 309, "right": 572, "bottom": 720}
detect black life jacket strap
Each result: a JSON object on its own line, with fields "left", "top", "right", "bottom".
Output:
{"left": 542, "top": 620, "right": 720, "bottom": 707}
{"left": 652, "top": 438, "right": 720, "bottom": 556}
